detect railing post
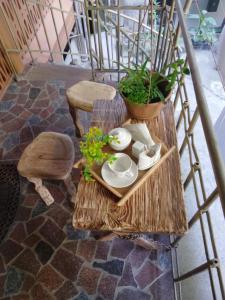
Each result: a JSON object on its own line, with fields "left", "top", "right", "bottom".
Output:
{"left": 84, "top": 0, "right": 95, "bottom": 80}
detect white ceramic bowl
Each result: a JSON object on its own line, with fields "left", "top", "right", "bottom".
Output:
{"left": 109, "top": 128, "right": 131, "bottom": 151}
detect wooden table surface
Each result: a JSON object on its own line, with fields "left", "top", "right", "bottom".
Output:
{"left": 72, "top": 98, "right": 187, "bottom": 235}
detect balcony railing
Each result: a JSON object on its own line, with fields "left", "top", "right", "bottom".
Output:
{"left": 0, "top": 1, "right": 225, "bottom": 299}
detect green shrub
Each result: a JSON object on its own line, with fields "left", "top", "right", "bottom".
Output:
{"left": 80, "top": 127, "right": 118, "bottom": 181}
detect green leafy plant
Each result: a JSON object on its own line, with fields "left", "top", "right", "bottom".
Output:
{"left": 161, "top": 59, "right": 190, "bottom": 91}
{"left": 189, "top": 10, "right": 217, "bottom": 44}
{"left": 80, "top": 127, "right": 118, "bottom": 181}
{"left": 119, "top": 59, "right": 190, "bottom": 104}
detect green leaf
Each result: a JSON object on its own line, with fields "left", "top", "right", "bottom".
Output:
{"left": 183, "top": 67, "right": 190, "bottom": 75}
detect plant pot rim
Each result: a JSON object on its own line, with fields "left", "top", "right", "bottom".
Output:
{"left": 123, "top": 97, "right": 165, "bottom": 106}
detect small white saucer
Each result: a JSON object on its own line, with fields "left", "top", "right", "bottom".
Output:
{"left": 101, "top": 160, "right": 138, "bottom": 188}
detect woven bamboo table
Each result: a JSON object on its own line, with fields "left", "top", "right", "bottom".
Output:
{"left": 72, "top": 98, "right": 187, "bottom": 239}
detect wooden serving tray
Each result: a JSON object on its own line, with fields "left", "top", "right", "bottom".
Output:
{"left": 74, "top": 123, "right": 175, "bottom": 206}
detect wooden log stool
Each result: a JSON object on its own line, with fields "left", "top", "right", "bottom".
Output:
{"left": 18, "top": 132, "right": 75, "bottom": 206}
{"left": 66, "top": 81, "right": 116, "bottom": 136}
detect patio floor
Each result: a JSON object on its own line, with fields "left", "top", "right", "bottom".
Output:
{"left": 0, "top": 64, "right": 174, "bottom": 300}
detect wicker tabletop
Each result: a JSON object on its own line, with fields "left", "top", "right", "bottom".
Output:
{"left": 72, "top": 98, "right": 187, "bottom": 235}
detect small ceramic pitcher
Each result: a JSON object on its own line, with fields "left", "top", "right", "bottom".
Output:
{"left": 138, "top": 144, "right": 161, "bottom": 170}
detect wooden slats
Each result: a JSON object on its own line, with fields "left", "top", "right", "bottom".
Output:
{"left": 0, "top": 0, "right": 54, "bottom": 94}
{"left": 0, "top": 0, "right": 53, "bottom": 60}
{"left": 0, "top": 46, "right": 12, "bottom": 98}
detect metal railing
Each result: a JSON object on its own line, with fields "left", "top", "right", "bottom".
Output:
{"left": 0, "top": 1, "right": 225, "bottom": 299}
{"left": 172, "top": 1, "right": 225, "bottom": 298}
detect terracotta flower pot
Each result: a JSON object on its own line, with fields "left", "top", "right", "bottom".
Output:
{"left": 120, "top": 73, "right": 172, "bottom": 120}
{"left": 123, "top": 99, "right": 165, "bottom": 120}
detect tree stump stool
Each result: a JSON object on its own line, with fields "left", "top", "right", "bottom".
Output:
{"left": 66, "top": 81, "right": 116, "bottom": 136}
{"left": 17, "top": 132, "right": 75, "bottom": 206}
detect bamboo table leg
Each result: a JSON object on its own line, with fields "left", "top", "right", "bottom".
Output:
{"left": 98, "top": 232, "right": 117, "bottom": 241}
{"left": 68, "top": 104, "right": 84, "bottom": 137}
{"left": 133, "top": 237, "right": 158, "bottom": 250}
{"left": 64, "top": 173, "right": 76, "bottom": 203}
{"left": 98, "top": 231, "right": 171, "bottom": 250}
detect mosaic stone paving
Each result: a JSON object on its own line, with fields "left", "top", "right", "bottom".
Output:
{"left": 0, "top": 67, "right": 175, "bottom": 299}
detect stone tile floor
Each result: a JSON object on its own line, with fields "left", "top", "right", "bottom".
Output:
{"left": 0, "top": 67, "right": 174, "bottom": 299}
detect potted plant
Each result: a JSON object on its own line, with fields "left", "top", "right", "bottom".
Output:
{"left": 189, "top": 10, "right": 217, "bottom": 49}
{"left": 118, "top": 59, "right": 189, "bottom": 120}
{"left": 80, "top": 127, "right": 118, "bottom": 181}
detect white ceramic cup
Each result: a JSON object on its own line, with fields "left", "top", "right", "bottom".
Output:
{"left": 108, "top": 153, "right": 133, "bottom": 178}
